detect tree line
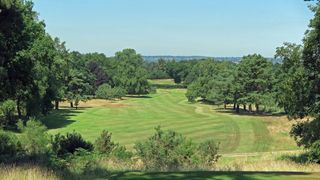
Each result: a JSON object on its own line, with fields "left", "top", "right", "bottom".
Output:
{"left": 0, "top": 0, "right": 151, "bottom": 126}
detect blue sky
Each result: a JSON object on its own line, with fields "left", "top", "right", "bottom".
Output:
{"left": 33, "top": 0, "right": 314, "bottom": 57}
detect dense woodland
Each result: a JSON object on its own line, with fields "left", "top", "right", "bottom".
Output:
{"left": 1, "top": 0, "right": 320, "bottom": 176}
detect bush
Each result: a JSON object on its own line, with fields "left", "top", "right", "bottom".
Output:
{"left": 0, "top": 100, "right": 16, "bottom": 126}
{"left": 134, "top": 126, "right": 198, "bottom": 171}
{"left": 113, "top": 87, "right": 127, "bottom": 99}
{"left": 96, "top": 84, "right": 126, "bottom": 100}
{"left": 65, "top": 148, "right": 105, "bottom": 175}
{"left": 186, "top": 83, "right": 200, "bottom": 103}
{"left": 52, "top": 132, "right": 94, "bottom": 157}
{"left": 198, "top": 140, "right": 221, "bottom": 166}
{"left": 95, "top": 130, "right": 116, "bottom": 155}
{"left": 111, "top": 145, "right": 133, "bottom": 160}
{"left": 308, "top": 140, "right": 320, "bottom": 163}
{"left": 0, "top": 131, "right": 22, "bottom": 161}
{"left": 18, "top": 119, "right": 50, "bottom": 155}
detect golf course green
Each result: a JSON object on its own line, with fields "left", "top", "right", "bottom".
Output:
{"left": 43, "top": 80, "right": 298, "bottom": 154}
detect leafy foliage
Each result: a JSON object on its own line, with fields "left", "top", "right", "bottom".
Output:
{"left": 0, "top": 131, "right": 22, "bottom": 161}
{"left": 0, "top": 99, "right": 16, "bottom": 126}
{"left": 113, "top": 49, "right": 151, "bottom": 95}
{"left": 52, "top": 132, "right": 94, "bottom": 157}
{"left": 308, "top": 140, "right": 320, "bottom": 163}
{"left": 94, "top": 130, "right": 116, "bottom": 154}
{"left": 18, "top": 118, "right": 50, "bottom": 155}
{"left": 134, "top": 126, "right": 220, "bottom": 171}
{"left": 198, "top": 140, "right": 221, "bottom": 166}
{"left": 95, "top": 84, "right": 126, "bottom": 100}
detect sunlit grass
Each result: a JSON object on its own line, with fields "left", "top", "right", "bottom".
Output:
{"left": 43, "top": 88, "right": 298, "bottom": 154}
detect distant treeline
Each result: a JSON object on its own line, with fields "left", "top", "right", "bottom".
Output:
{"left": 145, "top": 55, "right": 282, "bottom": 113}
{"left": 143, "top": 56, "right": 281, "bottom": 64}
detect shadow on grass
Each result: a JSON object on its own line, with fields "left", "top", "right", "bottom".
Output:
{"left": 198, "top": 100, "right": 286, "bottom": 117}
{"left": 109, "top": 171, "right": 316, "bottom": 180}
{"left": 151, "top": 84, "right": 187, "bottom": 89}
{"left": 125, "top": 95, "right": 152, "bottom": 99}
{"left": 214, "top": 108, "right": 286, "bottom": 117}
{"left": 279, "top": 153, "right": 309, "bottom": 164}
{"left": 40, "top": 108, "right": 89, "bottom": 129}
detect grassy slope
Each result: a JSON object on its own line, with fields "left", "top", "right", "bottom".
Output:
{"left": 15, "top": 79, "right": 319, "bottom": 179}
{"left": 44, "top": 80, "right": 297, "bottom": 154}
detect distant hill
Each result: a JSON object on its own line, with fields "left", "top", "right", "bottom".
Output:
{"left": 143, "top": 56, "right": 282, "bottom": 64}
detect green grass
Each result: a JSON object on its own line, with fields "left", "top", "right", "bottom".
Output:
{"left": 43, "top": 87, "right": 298, "bottom": 154}
{"left": 110, "top": 171, "right": 320, "bottom": 180}
{"left": 148, "top": 79, "right": 176, "bottom": 85}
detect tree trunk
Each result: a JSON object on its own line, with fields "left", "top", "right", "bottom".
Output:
{"left": 17, "top": 98, "right": 22, "bottom": 119}
{"left": 256, "top": 104, "right": 259, "bottom": 113}
{"left": 249, "top": 104, "right": 252, "bottom": 112}
{"left": 233, "top": 103, "right": 236, "bottom": 110}
{"left": 243, "top": 104, "right": 247, "bottom": 111}
{"left": 224, "top": 103, "right": 227, "bottom": 109}
{"left": 236, "top": 104, "right": 240, "bottom": 113}
{"left": 70, "top": 102, "right": 73, "bottom": 108}
{"left": 55, "top": 100, "right": 59, "bottom": 110}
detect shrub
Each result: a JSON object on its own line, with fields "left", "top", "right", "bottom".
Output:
{"left": 18, "top": 119, "right": 50, "bottom": 155}
{"left": 308, "top": 140, "right": 320, "bottom": 164}
{"left": 65, "top": 148, "right": 104, "bottom": 175}
{"left": 111, "top": 145, "right": 133, "bottom": 160}
{"left": 198, "top": 140, "right": 221, "bottom": 166}
{"left": 96, "top": 84, "right": 126, "bottom": 100}
{"left": 95, "top": 130, "right": 116, "bottom": 154}
{"left": 0, "top": 131, "right": 22, "bottom": 161}
{"left": 186, "top": 83, "right": 200, "bottom": 103}
{"left": 0, "top": 100, "right": 16, "bottom": 126}
{"left": 134, "top": 126, "right": 198, "bottom": 171}
{"left": 52, "top": 132, "right": 94, "bottom": 157}
{"left": 113, "top": 87, "right": 127, "bottom": 99}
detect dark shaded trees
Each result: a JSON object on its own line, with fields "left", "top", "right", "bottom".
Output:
{"left": 235, "top": 54, "right": 273, "bottom": 113}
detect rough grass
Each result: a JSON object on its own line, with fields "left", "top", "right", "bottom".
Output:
{"left": 2, "top": 165, "right": 320, "bottom": 180}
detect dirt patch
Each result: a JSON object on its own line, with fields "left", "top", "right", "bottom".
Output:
{"left": 60, "top": 99, "right": 129, "bottom": 108}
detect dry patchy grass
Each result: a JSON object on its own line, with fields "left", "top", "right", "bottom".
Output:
{"left": 0, "top": 165, "right": 59, "bottom": 180}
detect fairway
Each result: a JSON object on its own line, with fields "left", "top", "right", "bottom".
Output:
{"left": 43, "top": 84, "right": 298, "bottom": 154}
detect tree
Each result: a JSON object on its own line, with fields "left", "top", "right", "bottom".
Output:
{"left": 235, "top": 54, "right": 273, "bottom": 113}
{"left": 0, "top": 99, "right": 16, "bottom": 126}
{"left": 87, "top": 61, "right": 109, "bottom": 90}
{"left": 0, "top": 0, "right": 46, "bottom": 117}
{"left": 113, "top": 49, "right": 151, "bottom": 95}
{"left": 185, "top": 59, "right": 235, "bottom": 108}
{"left": 286, "top": 2, "right": 320, "bottom": 160}
{"left": 66, "top": 69, "right": 92, "bottom": 109}
{"left": 95, "top": 84, "right": 126, "bottom": 100}
{"left": 274, "top": 43, "right": 308, "bottom": 117}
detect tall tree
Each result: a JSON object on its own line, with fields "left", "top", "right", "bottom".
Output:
{"left": 0, "top": 0, "right": 48, "bottom": 117}
{"left": 235, "top": 54, "right": 273, "bottom": 113}
{"left": 113, "top": 49, "right": 150, "bottom": 95}
{"left": 288, "top": 1, "right": 320, "bottom": 152}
